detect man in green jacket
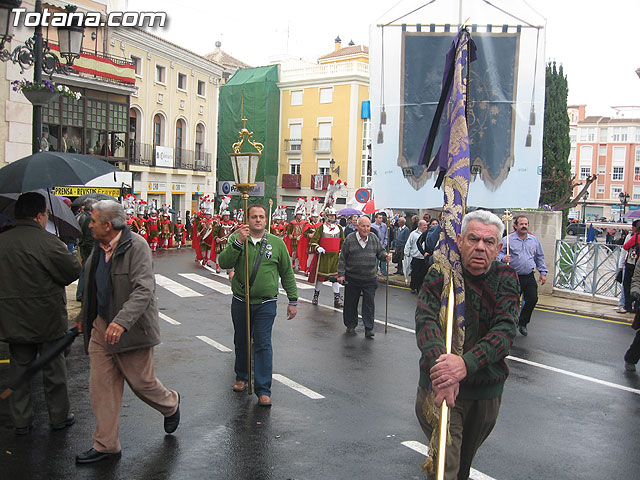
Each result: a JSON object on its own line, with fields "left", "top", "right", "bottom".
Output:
{"left": 0, "top": 192, "right": 81, "bottom": 434}
{"left": 218, "top": 203, "right": 298, "bottom": 407}
{"left": 414, "top": 210, "right": 519, "bottom": 480}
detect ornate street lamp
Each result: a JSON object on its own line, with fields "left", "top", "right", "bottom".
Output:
{"left": 229, "top": 113, "right": 263, "bottom": 396}
{"left": 0, "top": 1, "right": 85, "bottom": 153}
{"left": 619, "top": 191, "right": 630, "bottom": 221}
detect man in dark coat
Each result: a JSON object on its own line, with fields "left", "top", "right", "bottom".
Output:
{"left": 75, "top": 200, "right": 180, "bottom": 464}
{"left": 0, "top": 192, "right": 80, "bottom": 434}
{"left": 76, "top": 198, "right": 96, "bottom": 301}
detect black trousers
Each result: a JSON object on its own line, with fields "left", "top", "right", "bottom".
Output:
{"left": 343, "top": 276, "right": 377, "bottom": 331}
{"left": 395, "top": 245, "right": 405, "bottom": 273}
{"left": 625, "top": 329, "right": 640, "bottom": 365}
{"left": 624, "top": 264, "right": 636, "bottom": 312}
{"left": 410, "top": 257, "right": 428, "bottom": 292}
{"left": 518, "top": 272, "right": 538, "bottom": 326}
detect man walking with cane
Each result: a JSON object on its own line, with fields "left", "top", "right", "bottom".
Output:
{"left": 337, "top": 216, "right": 391, "bottom": 338}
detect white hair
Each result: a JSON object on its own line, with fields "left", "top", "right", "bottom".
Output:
{"left": 461, "top": 210, "right": 504, "bottom": 239}
{"left": 93, "top": 200, "right": 126, "bottom": 230}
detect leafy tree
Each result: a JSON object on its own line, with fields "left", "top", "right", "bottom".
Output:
{"left": 539, "top": 62, "right": 595, "bottom": 211}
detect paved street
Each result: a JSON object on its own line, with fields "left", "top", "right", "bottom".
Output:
{"left": 1, "top": 247, "right": 640, "bottom": 479}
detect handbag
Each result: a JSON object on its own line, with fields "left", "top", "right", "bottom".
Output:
{"left": 616, "top": 269, "right": 623, "bottom": 283}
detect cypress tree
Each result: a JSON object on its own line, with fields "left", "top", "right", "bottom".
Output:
{"left": 540, "top": 61, "right": 571, "bottom": 207}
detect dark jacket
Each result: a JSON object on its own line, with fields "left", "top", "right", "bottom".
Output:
{"left": 77, "top": 227, "right": 161, "bottom": 354}
{"left": 77, "top": 211, "right": 94, "bottom": 261}
{"left": 0, "top": 220, "right": 80, "bottom": 343}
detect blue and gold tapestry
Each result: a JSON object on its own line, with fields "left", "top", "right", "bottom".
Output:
{"left": 399, "top": 31, "right": 519, "bottom": 191}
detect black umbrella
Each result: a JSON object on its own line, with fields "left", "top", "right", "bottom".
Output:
{"left": 0, "top": 328, "right": 79, "bottom": 400}
{"left": 0, "top": 152, "right": 119, "bottom": 194}
{"left": 71, "top": 192, "right": 117, "bottom": 208}
{"left": 0, "top": 189, "right": 81, "bottom": 238}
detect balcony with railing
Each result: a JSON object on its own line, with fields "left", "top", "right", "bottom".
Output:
{"left": 282, "top": 174, "right": 302, "bottom": 189}
{"left": 129, "top": 143, "right": 211, "bottom": 172}
{"left": 284, "top": 138, "right": 302, "bottom": 153}
{"left": 279, "top": 61, "right": 369, "bottom": 83}
{"left": 313, "top": 137, "right": 332, "bottom": 153}
{"left": 50, "top": 43, "right": 136, "bottom": 87}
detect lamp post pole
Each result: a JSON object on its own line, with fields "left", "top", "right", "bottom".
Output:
{"left": 31, "top": 0, "right": 43, "bottom": 154}
{"left": 236, "top": 184, "right": 253, "bottom": 394}
{"left": 229, "top": 112, "right": 263, "bottom": 396}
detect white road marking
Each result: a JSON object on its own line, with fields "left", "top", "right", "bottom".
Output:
{"left": 272, "top": 373, "right": 325, "bottom": 399}
{"left": 159, "top": 313, "right": 181, "bottom": 325}
{"left": 180, "top": 273, "right": 233, "bottom": 295}
{"left": 506, "top": 356, "right": 640, "bottom": 396}
{"left": 302, "top": 296, "right": 637, "bottom": 396}
{"left": 196, "top": 335, "right": 232, "bottom": 352}
{"left": 401, "top": 441, "right": 496, "bottom": 480}
{"left": 374, "top": 318, "right": 415, "bottom": 333}
{"left": 294, "top": 272, "right": 340, "bottom": 289}
{"left": 155, "top": 274, "right": 202, "bottom": 297}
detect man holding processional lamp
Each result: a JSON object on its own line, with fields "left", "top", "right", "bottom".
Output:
{"left": 218, "top": 117, "right": 298, "bottom": 407}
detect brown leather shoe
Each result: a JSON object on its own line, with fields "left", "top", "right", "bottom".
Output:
{"left": 232, "top": 380, "right": 246, "bottom": 392}
{"left": 258, "top": 395, "right": 272, "bottom": 407}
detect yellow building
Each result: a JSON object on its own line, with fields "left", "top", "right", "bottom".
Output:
{"left": 277, "top": 37, "right": 370, "bottom": 211}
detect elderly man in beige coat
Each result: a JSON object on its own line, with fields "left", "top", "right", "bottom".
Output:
{"left": 75, "top": 200, "right": 180, "bottom": 464}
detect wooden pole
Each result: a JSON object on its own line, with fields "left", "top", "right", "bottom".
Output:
{"left": 385, "top": 217, "right": 390, "bottom": 333}
{"left": 501, "top": 210, "right": 513, "bottom": 264}
{"left": 268, "top": 198, "right": 273, "bottom": 232}
{"left": 436, "top": 276, "right": 456, "bottom": 480}
{"left": 242, "top": 191, "right": 253, "bottom": 395}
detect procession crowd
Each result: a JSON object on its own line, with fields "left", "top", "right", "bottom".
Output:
{"left": 1, "top": 189, "right": 639, "bottom": 479}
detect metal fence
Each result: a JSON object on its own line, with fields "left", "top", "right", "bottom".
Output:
{"left": 553, "top": 240, "right": 624, "bottom": 299}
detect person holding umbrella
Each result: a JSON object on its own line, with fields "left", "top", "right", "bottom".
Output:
{"left": 0, "top": 192, "right": 81, "bottom": 434}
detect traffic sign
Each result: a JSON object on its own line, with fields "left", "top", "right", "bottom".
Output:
{"left": 355, "top": 188, "right": 370, "bottom": 203}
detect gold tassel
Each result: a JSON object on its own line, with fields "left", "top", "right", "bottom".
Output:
{"left": 525, "top": 127, "right": 532, "bottom": 147}
{"left": 377, "top": 126, "right": 384, "bottom": 144}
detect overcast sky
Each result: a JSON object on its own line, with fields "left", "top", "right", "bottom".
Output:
{"left": 121, "top": 0, "right": 640, "bottom": 116}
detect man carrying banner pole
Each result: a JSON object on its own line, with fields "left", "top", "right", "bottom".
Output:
{"left": 413, "top": 29, "right": 519, "bottom": 479}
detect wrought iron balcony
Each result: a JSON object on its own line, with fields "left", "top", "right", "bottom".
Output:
{"left": 313, "top": 137, "right": 332, "bottom": 153}
{"left": 128, "top": 142, "right": 211, "bottom": 171}
{"left": 284, "top": 138, "right": 302, "bottom": 153}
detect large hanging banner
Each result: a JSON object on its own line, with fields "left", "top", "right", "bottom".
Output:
{"left": 369, "top": 2, "right": 545, "bottom": 209}
{"left": 400, "top": 32, "right": 519, "bottom": 191}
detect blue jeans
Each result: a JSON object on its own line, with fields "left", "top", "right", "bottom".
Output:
{"left": 231, "top": 297, "right": 277, "bottom": 397}
{"left": 377, "top": 259, "right": 387, "bottom": 276}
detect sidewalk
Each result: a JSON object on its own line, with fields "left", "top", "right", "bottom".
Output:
{"left": 380, "top": 272, "right": 634, "bottom": 324}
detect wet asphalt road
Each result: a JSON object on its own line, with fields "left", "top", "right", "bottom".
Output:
{"left": 1, "top": 247, "right": 640, "bottom": 479}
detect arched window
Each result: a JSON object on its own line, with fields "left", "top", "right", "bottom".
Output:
{"left": 153, "top": 114, "right": 163, "bottom": 146}
{"left": 195, "top": 124, "right": 204, "bottom": 161}
{"left": 175, "top": 119, "right": 185, "bottom": 165}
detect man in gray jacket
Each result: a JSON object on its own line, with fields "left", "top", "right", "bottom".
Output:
{"left": 0, "top": 192, "right": 80, "bottom": 434}
{"left": 337, "top": 216, "right": 391, "bottom": 338}
{"left": 75, "top": 200, "right": 180, "bottom": 464}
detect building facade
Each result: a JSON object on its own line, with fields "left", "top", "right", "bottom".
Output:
{"left": 109, "top": 27, "right": 223, "bottom": 215}
{"left": 569, "top": 105, "right": 640, "bottom": 221}
{"left": 276, "top": 38, "right": 370, "bottom": 211}
{"left": 2, "top": 0, "right": 134, "bottom": 169}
